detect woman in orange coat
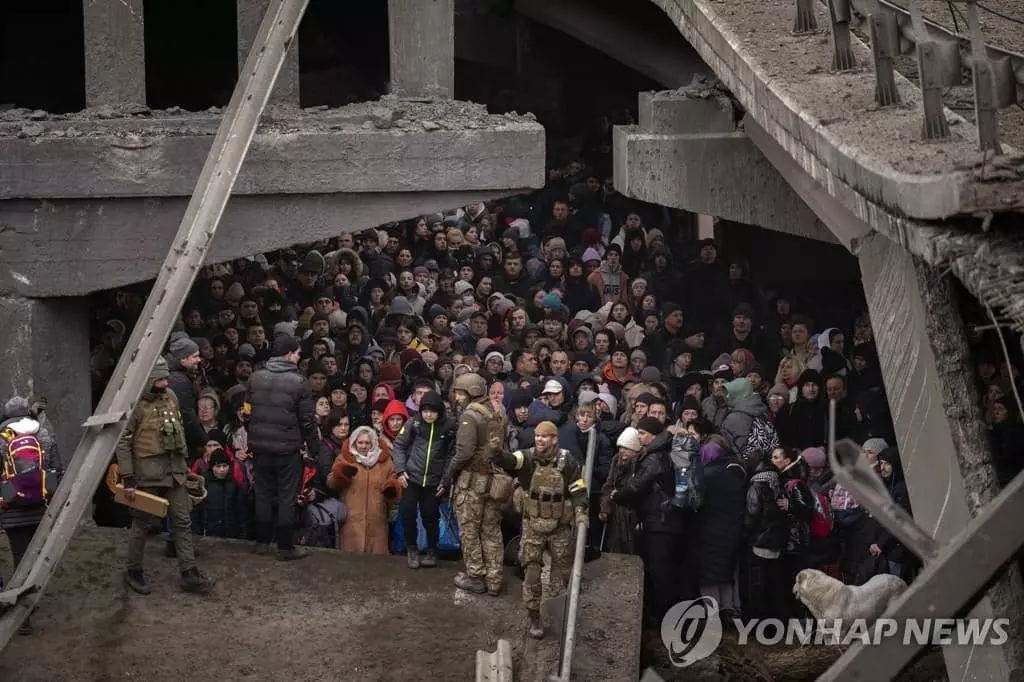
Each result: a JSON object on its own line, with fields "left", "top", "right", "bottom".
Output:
{"left": 327, "top": 425, "right": 402, "bottom": 554}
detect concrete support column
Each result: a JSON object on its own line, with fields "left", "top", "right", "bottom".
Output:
{"left": 697, "top": 214, "right": 715, "bottom": 240}
{"left": 614, "top": 89, "right": 836, "bottom": 244}
{"left": 388, "top": 0, "right": 455, "bottom": 99}
{"left": 858, "top": 231, "right": 1024, "bottom": 680}
{"left": 83, "top": 0, "right": 146, "bottom": 107}
{"left": 0, "top": 297, "right": 91, "bottom": 466}
{"left": 237, "top": 0, "right": 300, "bottom": 104}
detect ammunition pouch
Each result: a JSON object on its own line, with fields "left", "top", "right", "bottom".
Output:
{"left": 488, "top": 471, "right": 515, "bottom": 503}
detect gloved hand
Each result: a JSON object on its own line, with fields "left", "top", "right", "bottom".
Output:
{"left": 512, "top": 487, "right": 526, "bottom": 514}
{"left": 382, "top": 486, "right": 399, "bottom": 500}
{"left": 341, "top": 464, "right": 358, "bottom": 478}
{"left": 575, "top": 509, "right": 589, "bottom": 528}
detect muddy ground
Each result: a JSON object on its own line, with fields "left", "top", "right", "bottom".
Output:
{"left": 641, "top": 626, "right": 951, "bottom": 681}
{"left": 0, "top": 525, "right": 643, "bottom": 682}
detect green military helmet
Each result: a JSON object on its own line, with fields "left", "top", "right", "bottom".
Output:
{"left": 453, "top": 372, "right": 487, "bottom": 399}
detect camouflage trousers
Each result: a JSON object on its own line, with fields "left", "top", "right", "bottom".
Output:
{"left": 127, "top": 483, "right": 196, "bottom": 573}
{"left": 519, "top": 519, "right": 574, "bottom": 611}
{"left": 454, "top": 487, "right": 505, "bottom": 589}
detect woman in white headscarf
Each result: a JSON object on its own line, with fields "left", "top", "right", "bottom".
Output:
{"left": 327, "top": 426, "right": 402, "bottom": 554}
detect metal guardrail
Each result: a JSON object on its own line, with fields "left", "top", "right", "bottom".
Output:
{"left": 550, "top": 427, "right": 597, "bottom": 681}
{"left": 813, "top": 0, "right": 1023, "bottom": 151}
{"left": 822, "top": 400, "right": 1024, "bottom": 680}
{"left": 0, "top": 0, "right": 310, "bottom": 650}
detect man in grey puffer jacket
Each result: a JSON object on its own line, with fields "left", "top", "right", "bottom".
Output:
{"left": 0, "top": 396, "right": 61, "bottom": 635}
{"left": 245, "top": 335, "right": 319, "bottom": 561}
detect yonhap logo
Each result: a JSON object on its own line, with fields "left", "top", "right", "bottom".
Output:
{"left": 660, "top": 597, "right": 724, "bottom": 667}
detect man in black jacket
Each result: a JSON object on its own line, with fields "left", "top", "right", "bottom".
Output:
{"left": 166, "top": 335, "right": 207, "bottom": 458}
{"left": 612, "top": 417, "right": 688, "bottom": 626}
{"left": 246, "top": 336, "right": 320, "bottom": 561}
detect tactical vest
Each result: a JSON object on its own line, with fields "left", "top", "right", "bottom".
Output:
{"left": 457, "top": 401, "right": 515, "bottom": 501}
{"left": 132, "top": 392, "right": 187, "bottom": 459}
{"left": 524, "top": 449, "right": 571, "bottom": 531}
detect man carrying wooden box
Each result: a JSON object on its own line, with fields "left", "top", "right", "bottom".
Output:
{"left": 116, "top": 356, "right": 213, "bottom": 595}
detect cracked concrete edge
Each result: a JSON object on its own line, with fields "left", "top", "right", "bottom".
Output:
{"left": 0, "top": 189, "right": 538, "bottom": 297}
{"left": 613, "top": 126, "right": 839, "bottom": 244}
{"left": 0, "top": 124, "right": 547, "bottom": 199}
{"left": 647, "top": 0, "right": 1019, "bottom": 221}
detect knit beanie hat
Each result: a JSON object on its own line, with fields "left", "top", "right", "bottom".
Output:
{"left": 169, "top": 336, "right": 199, "bottom": 360}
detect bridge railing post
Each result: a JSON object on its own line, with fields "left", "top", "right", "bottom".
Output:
{"left": 793, "top": 0, "right": 818, "bottom": 33}
{"left": 828, "top": 0, "right": 857, "bottom": 71}
{"left": 964, "top": 0, "right": 1002, "bottom": 154}
{"left": 865, "top": 1, "right": 900, "bottom": 105}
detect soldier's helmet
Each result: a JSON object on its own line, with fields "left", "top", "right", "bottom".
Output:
{"left": 453, "top": 372, "right": 487, "bottom": 399}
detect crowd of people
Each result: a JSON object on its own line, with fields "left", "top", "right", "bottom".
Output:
{"left": 78, "top": 157, "right": 1024, "bottom": 631}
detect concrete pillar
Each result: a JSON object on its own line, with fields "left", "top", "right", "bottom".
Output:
{"left": 237, "top": 0, "right": 300, "bottom": 104}
{"left": 614, "top": 89, "right": 836, "bottom": 244}
{"left": 388, "top": 0, "right": 455, "bottom": 99}
{"left": 858, "top": 231, "right": 1024, "bottom": 680}
{"left": 0, "top": 297, "right": 91, "bottom": 466}
{"left": 82, "top": 0, "right": 146, "bottom": 107}
{"left": 637, "top": 89, "right": 735, "bottom": 134}
{"left": 697, "top": 214, "right": 715, "bottom": 240}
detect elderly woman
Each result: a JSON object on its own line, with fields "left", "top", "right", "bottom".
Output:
{"left": 327, "top": 426, "right": 402, "bottom": 554}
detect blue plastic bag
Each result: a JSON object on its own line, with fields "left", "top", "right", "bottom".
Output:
{"left": 392, "top": 501, "right": 461, "bottom": 553}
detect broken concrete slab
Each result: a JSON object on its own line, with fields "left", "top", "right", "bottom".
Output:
{"left": 388, "top": 0, "right": 455, "bottom": 99}
{"left": 858, "top": 231, "right": 1024, "bottom": 680}
{"left": 645, "top": 0, "right": 1023, "bottom": 222}
{"left": 0, "top": 296, "right": 91, "bottom": 460}
{"left": 238, "top": 0, "right": 300, "bottom": 104}
{"left": 0, "top": 101, "right": 545, "bottom": 199}
{"left": 0, "top": 526, "right": 644, "bottom": 682}
{"left": 83, "top": 0, "right": 146, "bottom": 107}
{"left": 614, "top": 126, "right": 836, "bottom": 244}
{"left": 0, "top": 190, "right": 535, "bottom": 297}
{"left": 637, "top": 88, "right": 735, "bottom": 135}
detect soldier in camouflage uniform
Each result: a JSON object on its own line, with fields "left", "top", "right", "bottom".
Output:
{"left": 495, "top": 420, "right": 588, "bottom": 639}
{"left": 440, "top": 373, "right": 512, "bottom": 596}
{"left": 116, "top": 356, "right": 212, "bottom": 595}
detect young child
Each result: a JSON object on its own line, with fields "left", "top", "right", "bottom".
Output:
{"left": 391, "top": 391, "right": 455, "bottom": 568}
{"left": 379, "top": 399, "right": 409, "bottom": 448}
{"left": 192, "top": 449, "right": 245, "bottom": 539}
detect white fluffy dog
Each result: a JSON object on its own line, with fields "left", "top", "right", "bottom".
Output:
{"left": 794, "top": 568, "right": 908, "bottom": 624}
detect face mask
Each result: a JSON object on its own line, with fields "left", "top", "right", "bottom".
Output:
{"left": 151, "top": 385, "right": 167, "bottom": 394}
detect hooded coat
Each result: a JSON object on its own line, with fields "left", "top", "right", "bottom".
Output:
{"left": 392, "top": 394, "right": 456, "bottom": 488}
{"left": 327, "top": 426, "right": 401, "bottom": 555}
{"left": 719, "top": 378, "right": 768, "bottom": 455}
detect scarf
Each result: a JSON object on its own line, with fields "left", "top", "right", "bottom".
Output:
{"left": 350, "top": 427, "right": 382, "bottom": 468}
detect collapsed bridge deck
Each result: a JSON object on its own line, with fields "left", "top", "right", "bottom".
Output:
{"left": 0, "top": 524, "right": 642, "bottom": 681}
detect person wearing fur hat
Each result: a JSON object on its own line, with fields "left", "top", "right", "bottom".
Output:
{"left": 117, "top": 357, "right": 212, "bottom": 596}
{"left": 494, "top": 420, "right": 588, "bottom": 639}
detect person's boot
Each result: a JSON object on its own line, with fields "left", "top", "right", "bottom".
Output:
{"left": 527, "top": 609, "right": 545, "bottom": 639}
{"left": 420, "top": 549, "right": 437, "bottom": 568}
{"left": 487, "top": 582, "right": 503, "bottom": 597}
{"left": 407, "top": 549, "right": 421, "bottom": 569}
{"left": 277, "top": 546, "right": 310, "bottom": 562}
{"left": 454, "top": 572, "right": 487, "bottom": 594}
{"left": 124, "top": 569, "right": 151, "bottom": 595}
{"left": 180, "top": 567, "right": 213, "bottom": 594}
{"left": 164, "top": 540, "right": 177, "bottom": 558}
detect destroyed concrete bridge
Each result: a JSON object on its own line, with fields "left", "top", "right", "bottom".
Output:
{"left": 1, "top": 0, "right": 1024, "bottom": 679}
